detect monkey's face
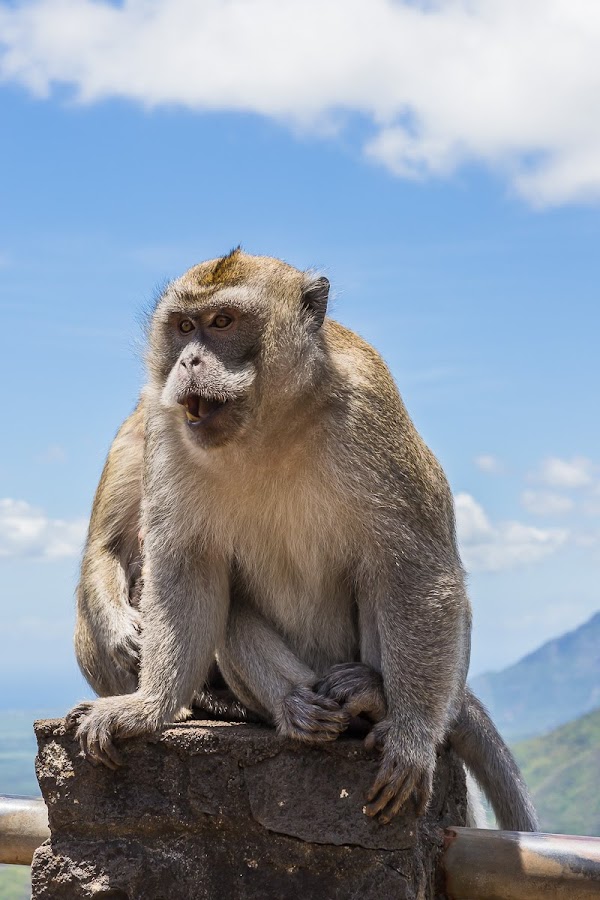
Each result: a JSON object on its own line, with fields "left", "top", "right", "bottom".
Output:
{"left": 148, "top": 251, "right": 330, "bottom": 449}
{"left": 153, "top": 293, "right": 261, "bottom": 448}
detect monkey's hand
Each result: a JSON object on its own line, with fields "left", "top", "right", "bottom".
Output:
{"left": 315, "top": 662, "right": 386, "bottom": 721}
{"left": 65, "top": 694, "right": 160, "bottom": 770}
{"left": 363, "top": 719, "right": 435, "bottom": 824}
{"left": 109, "top": 604, "right": 142, "bottom": 676}
{"left": 276, "top": 685, "right": 350, "bottom": 743}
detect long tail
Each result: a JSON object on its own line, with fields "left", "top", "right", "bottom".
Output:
{"left": 450, "top": 686, "right": 539, "bottom": 832}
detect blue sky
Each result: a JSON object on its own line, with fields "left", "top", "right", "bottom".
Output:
{"left": 0, "top": 0, "right": 599, "bottom": 711}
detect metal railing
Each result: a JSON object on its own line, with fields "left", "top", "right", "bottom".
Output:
{"left": 2, "top": 795, "right": 600, "bottom": 898}
{"left": 443, "top": 826, "right": 600, "bottom": 900}
{"left": 0, "top": 795, "right": 49, "bottom": 865}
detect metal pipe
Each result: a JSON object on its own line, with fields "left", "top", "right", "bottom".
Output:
{"left": 0, "top": 795, "right": 50, "bottom": 865}
{"left": 443, "top": 826, "right": 600, "bottom": 900}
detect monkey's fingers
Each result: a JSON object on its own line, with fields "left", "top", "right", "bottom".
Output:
{"left": 289, "top": 712, "right": 350, "bottom": 743}
{"left": 65, "top": 701, "right": 94, "bottom": 731}
{"left": 365, "top": 761, "right": 433, "bottom": 824}
{"left": 278, "top": 686, "right": 350, "bottom": 743}
{"left": 365, "top": 767, "right": 414, "bottom": 822}
{"left": 287, "top": 707, "right": 350, "bottom": 742}
{"left": 77, "top": 718, "right": 124, "bottom": 770}
{"left": 316, "top": 663, "right": 382, "bottom": 704}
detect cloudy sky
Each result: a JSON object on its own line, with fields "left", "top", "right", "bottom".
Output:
{"left": 1, "top": 0, "right": 599, "bottom": 710}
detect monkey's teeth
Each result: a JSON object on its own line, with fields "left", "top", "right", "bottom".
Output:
{"left": 185, "top": 410, "right": 202, "bottom": 422}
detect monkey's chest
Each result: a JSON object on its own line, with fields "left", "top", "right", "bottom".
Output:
{"left": 229, "top": 487, "right": 358, "bottom": 667}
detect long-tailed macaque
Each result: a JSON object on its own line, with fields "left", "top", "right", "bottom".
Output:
{"left": 68, "top": 250, "right": 537, "bottom": 830}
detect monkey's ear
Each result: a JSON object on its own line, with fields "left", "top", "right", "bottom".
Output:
{"left": 302, "top": 275, "right": 330, "bottom": 330}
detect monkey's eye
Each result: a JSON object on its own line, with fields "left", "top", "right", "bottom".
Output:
{"left": 179, "top": 319, "right": 195, "bottom": 334}
{"left": 210, "top": 314, "right": 234, "bottom": 330}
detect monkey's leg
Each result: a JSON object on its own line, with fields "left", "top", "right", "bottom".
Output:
{"left": 67, "top": 537, "right": 230, "bottom": 769}
{"left": 218, "top": 601, "right": 349, "bottom": 743}
{"left": 355, "top": 561, "right": 470, "bottom": 825}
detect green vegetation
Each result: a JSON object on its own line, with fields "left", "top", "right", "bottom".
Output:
{"left": 471, "top": 611, "right": 600, "bottom": 741}
{"left": 514, "top": 706, "right": 600, "bottom": 837}
{"left": 0, "top": 866, "right": 30, "bottom": 900}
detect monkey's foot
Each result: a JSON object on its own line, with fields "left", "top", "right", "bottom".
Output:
{"left": 363, "top": 720, "right": 435, "bottom": 824}
{"left": 315, "top": 662, "right": 386, "bottom": 721}
{"left": 65, "top": 695, "right": 162, "bottom": 770}
{"left": 191, "top": 689, "right": 260, "bottom": 723}
{"left": 276, "top": 686, "right": 349, "bottom": 744}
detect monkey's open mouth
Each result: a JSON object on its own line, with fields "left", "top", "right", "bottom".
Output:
{"left": 180, "top": 394, "right": 227, "bottom": 426}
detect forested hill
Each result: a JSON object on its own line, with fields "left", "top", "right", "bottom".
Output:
{"left": 514, "top": 706, "right": 600, "bottom": 836}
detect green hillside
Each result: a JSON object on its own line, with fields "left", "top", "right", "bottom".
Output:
{"left": 0, "top": 867, "right": 30, "bottom": 900}
{"left": 514, "top": 706, "right": 600, "bottom": 836}
{"left": 471, "top": 610, "right": 600, "bottom": 741}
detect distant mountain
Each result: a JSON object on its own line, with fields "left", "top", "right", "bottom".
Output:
{"left": 470, "top": 611, "right": 600, "bottom": 742}
{"left": 514, "top": 706, "right": 600, "bottom": 837}
{"left": 0, "top": 711, "right": 44, "bottom": 797}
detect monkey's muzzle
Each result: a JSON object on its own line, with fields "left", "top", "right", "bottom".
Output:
{"left": 179, "top": 394, "right": 226, "bottom": 426}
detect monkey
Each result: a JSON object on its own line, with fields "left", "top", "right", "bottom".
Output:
{"left": 67, "top": 249, "right": 537, "bottom": 829}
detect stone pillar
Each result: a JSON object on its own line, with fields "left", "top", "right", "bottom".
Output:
{"left": 32, "top": 719, "right": 466, "bottom": 900}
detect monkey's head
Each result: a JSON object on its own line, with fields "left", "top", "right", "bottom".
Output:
{"left": 148, "top": 249, "right": 330, "bottom": 448}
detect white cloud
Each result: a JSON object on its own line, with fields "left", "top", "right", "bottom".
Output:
{"left": 537, "top": 456, "right": 595, "bottom": 488}
{"left": 521, "top": 490, "right": 574, "bottom": 517}
{"left": 455, "top": 492, "right": 568, "bottom": 573}
{"left": 37, "top": 444, "right": 68, "bottom": 464}
{"left": 0, "top": 498, "right": 87, "bottom": 560}
{"left": 1, "top": 0, "right": 600, "bottom": 205}
{"left": 474, "top": 454, "right": 503, "bottom": 474}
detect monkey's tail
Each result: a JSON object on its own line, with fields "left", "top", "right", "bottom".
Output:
{"left": 450, "top": 686, "right": 539, "bottom": 832}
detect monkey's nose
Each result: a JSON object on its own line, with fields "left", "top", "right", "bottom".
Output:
{"left": 180, "top": 354, "right": 201, "bottom": 370}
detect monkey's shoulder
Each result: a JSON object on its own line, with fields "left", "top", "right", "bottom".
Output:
{"left": 324, "top": 319, "right": 400, "bottom": 397}
{"left": 324, "top": 319, "right": 454, "bottom": 530}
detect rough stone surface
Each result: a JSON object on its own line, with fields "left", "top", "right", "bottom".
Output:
{"left": 31, "top": 718, "right": 466, "bottom": 899}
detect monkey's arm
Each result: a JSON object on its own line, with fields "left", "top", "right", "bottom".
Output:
{"left": 68, "top": 531, "right": 230, "bottom": 767}
{"left": 75, "top": 406, "right": 144, "bottom": 696}
{"left": 360, "top": 557, "right": 470, "bottom": 824}
{"left": 68, "top": 433, "right": 230, "bottom": 768}
{"left": 217, "top": 600, "right": 349, "bottom": 742}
